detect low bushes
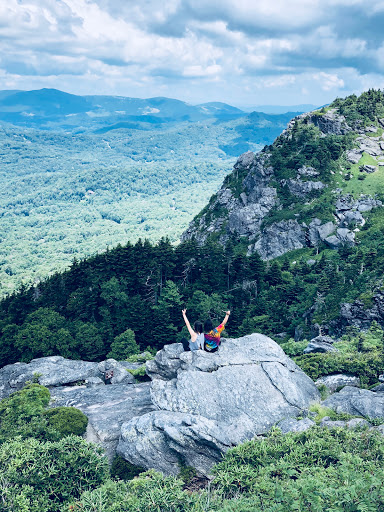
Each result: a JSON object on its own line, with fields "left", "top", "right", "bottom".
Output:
{"left": 295, "top": 351, "right": 383, "bottom": 386}
{"left": 0, "top": 435, "right": 109, "bottom": 512}
{"left": 44, "top": 406, "right": 88, "bottom": 437}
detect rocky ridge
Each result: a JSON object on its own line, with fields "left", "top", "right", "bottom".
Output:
{"left": 182, "top": 108, "right": 383, "bottom": 260}
{"left": 1, "top": 335, "right": 384, "bottom": 476}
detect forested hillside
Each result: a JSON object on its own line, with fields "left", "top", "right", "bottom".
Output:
{"left": 1, "top": 91, "right": 384, "bottom": 378}
{"left": 0, "top": 90, "right": 298, "bottom": 296}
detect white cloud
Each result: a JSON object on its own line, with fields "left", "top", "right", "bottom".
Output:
{"left": 312, "top": 72, "right": 345, "bottom": 90}
{"left": 0, "top": 0, "right": 383, "bottom": 105}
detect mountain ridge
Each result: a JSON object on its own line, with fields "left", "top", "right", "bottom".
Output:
{"left": 182, "top": 92, "right": 384, "bottom": 263}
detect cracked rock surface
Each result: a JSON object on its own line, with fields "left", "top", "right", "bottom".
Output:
{"left": 117, "top": 334, "right": 320, "bottom": 476}
{"left": 323, "top": 386, "right": 384, "bottom": 418}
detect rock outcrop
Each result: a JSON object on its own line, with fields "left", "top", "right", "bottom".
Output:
{"left": 250, "top": 219, "right": 306, "bottom": 260}
{"left": 303, "top": 335, "right": 337, "bottom": 354}
{"left": 315, "top": 374, "right": 360, "bottom": 393}
{"left": 117, "top": 334, "right": 320, "bottom": 476}
{"left": 323, "top": 386, "right": 384, "bottom": 419}
{"left": 181, "top": 104, "right": 383, "bottom": 261}
{"left": 0, "top": 355, "right": 136, "bottom": 399}
{"left": 333, "top": 289, "right": 384, "bottom": 333}
{"left": 50, "top": 383, "right": 154, "bottom": 461}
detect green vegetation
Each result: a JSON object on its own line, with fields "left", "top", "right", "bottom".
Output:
{"left": 69, "top": 428, "right": 384, "bottom": 512}
{"left": 0, "top": 108, "right": 296, "bottom": 297}
{"left": 0, "top": 384, "right": 89, "bottom": 443}
{"left": 43, "top": 407, "right": 88, "bottom": 437}
{"left": 0, "top": 435, "right": 109, "bottom": 512}
{"left": 107, "top": 328, "right": 140, "bottom": 360}
{"left": 294, "top": 323, "right": 384, "bottom": 387}
{"left": 110, "top": 456, "right": 145, "bottom": 481}
{"left": 331, "top": 89, "right": 384, "bottom": 126}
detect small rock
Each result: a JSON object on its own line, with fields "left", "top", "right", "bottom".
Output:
{"left": 346, "top": 149, "right": 362, "bottom": 164}
{"left": 321, "top": 419, "right": 346, "bottom": 428}
{"left": 371, "top": 383, "right": 384, "bottom": 392}
{"left": 359, "top": 164, "right": 377, "bottom": 173}
{"left": 304, "top": 339, "right": 337, "bottom": 354}
{"left": 374, "top": 424, "right": 384, "bottom": 435}
{"left": 277, "top": 417, "right": 315, "bottom": 433}
{"left": 316, "top": 374, "right": 360, "bottom": 393}
{"left": 346, "top": 418, "right": 371, "bottom": 429}
{"left": 97, "top": 359, "right": 136, "bottom": 385}
{"left": 85, "top": 377, "right": 104, "bottom": 387}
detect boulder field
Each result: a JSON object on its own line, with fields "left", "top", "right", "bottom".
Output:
{"left": 1, "top": 333, "right": 383, "bottom": 476}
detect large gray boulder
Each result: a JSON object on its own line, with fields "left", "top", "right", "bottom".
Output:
{"left": 118, "top": 411, "right": 231, "bottom": 476}
{"left": 50, "top": 383, "right": 155, "bottom": 461}
{"left": 118, "top": 334, "right": 320, "bottom": 476}
{"left": 0, "top": 356, "right": 136, "bottom": 399}
{"left": 323, "top": 386, "right": 384, "bottom": 419}
{"left": 0, "top": 356, "right": 100, "bottom": 398}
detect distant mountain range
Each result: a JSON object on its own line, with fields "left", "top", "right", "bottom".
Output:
{"left": 0, "top": 88, "right": 317, "bottom": 132}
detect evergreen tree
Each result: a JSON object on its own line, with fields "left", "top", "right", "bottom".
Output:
{"left": 107, "top": 329, "right": 139, "bottom": 360}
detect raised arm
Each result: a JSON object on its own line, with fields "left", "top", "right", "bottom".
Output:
{"left": 182, "top": 309, "right": 197, "bottom": 340}
{"left": 222, "top": 310, "right": 231, "bottom": 327}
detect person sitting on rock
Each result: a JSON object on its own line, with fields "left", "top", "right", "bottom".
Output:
{"left": 204, "top": 311, "right": 230, "bottom": 352}
{"left": 181, "top": 309, "right": 204, "bottom": 351}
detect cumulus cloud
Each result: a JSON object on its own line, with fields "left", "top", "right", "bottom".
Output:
{"left": 0, "top": 0, "right": 383, "bottom": 104}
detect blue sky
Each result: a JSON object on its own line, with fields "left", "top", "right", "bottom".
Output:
{"left": 1, "top": 0, "right": 384, "bottom": 106}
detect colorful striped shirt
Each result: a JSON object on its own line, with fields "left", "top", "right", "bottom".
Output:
{"left": 204, "top": 323, "right": 225, "bottom": 351}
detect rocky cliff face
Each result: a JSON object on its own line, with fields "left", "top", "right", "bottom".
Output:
{"left": 182, "top": 108, "right": 383, "bottom": 260}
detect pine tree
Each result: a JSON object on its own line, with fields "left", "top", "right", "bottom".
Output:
{"left": 107, "top": 329, "right": 139, "bottom": 360}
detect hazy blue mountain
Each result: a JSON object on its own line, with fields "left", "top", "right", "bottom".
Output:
{"left": 0, "top": 89, "right": 250, "bottom": 130}
{"left": 0, "top": 90, "right": 21, "bottom": 100}
{"left": 0, "top": 89, "right": 314, "bottom": 134}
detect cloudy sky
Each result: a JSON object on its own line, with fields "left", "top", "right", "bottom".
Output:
{"left": 1, "top": 0, "right": 384, "bottom": 106}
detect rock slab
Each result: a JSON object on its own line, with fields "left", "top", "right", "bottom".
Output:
{"left": 117, "top": 335, "right": 320, "bottom": 476}
{"left": 323, "top": 386, "right": 384, "bottom": 419}
{"left": 50, "top": 383, "right": 155, "bottom": 461}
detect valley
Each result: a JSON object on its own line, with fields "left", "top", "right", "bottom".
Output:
{"left": 0, "top": 89, "right": 299, "bottom": 296}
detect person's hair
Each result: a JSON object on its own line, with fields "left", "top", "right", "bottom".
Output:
{"left": 204, "top": 319, "right": 213, "bottom": 333}
{"left": 194, "top": 321, "right": 203, "bottom": 334}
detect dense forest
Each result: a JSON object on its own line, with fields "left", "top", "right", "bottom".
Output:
{"left": 0, "top": 105, "right": 297, "bottom": 297}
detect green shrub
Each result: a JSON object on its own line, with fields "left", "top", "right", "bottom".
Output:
{"left": 126, "top": 365, "right": 149, "bottom": 382}
{"left": 0, "top": 384, "right": 59, "bottom": 443}
{"left": 110, "top": 456, "right": 145, "bottom": 481}
{"left": 294, "top": 351, "right": 383, "bottom": 386}
{"left": 308, "top": 403, "right": 353, "bottom": 424}
{"left": 43, "top": 406, "right": 88, "bottom": 437}
{"left": 0, "top": 435, "right": 109, "bottom": 512}
{"left": 279, "top": 338, "right": 307, "bottom": 357}
{"left": 72, "top": 471, "right": 202, "bottom": 512}
{"left": 212, "top": 427, "right": 384, "bottom": 511}
{"left": 107, "top": 329, "right": 140, "bottom": 360}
